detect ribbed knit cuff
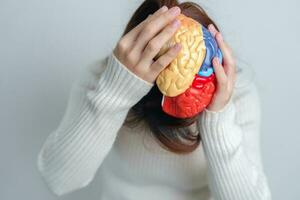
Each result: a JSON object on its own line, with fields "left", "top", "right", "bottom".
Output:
{"left": 111, "top": 52, "right": 155, "bottom": 87}
{"left": 202, "top": 97, "right": 235, "bottom": 124}
{"left": 198, "top": 98, "right": 242, "bottom": 158}
{"left": 87, "top": 52, "right": 154, "bottom": 111}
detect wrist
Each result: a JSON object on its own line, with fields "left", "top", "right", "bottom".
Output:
{"left": 86, "top": 52, "right": 154, "bottom": 110}
{"left": 202, "top": 97, "right": 235, "bottom": 124}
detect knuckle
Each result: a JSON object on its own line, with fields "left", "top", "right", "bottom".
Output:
{"left": 165, "top": 11, "right": 175, "bottom": 20}
{"left": 216, "top": 32, "right": 222, "bottom": 40}
{"left": 145, "top": 15, "right": 153, "bottom": 22}
{"left": 166, "top": 25, "right": 176, "bottom": 34}
{"left": 147, "top": 40, "right": 160, "bottom": 52}
{"left": 117, "top": 39, "right": 127, "bottom": 52}
{"left": 229, "top": 58, "right": 236, "bottom": 66}
{"left": 144, "top": 24, "right": 155, "bottom": 35}
{"left": 126, "top": 51, "right": 136, "bottom": 64}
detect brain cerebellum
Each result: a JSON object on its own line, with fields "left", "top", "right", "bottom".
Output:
{"left": 162, "top": 73, "right": 216, "bottom": 118}
{"left": 155, "top": 14, "right": 206, "bottom": 97}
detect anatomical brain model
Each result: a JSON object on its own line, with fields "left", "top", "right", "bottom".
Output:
{"left": 155, "top": 14, "right": 223, "bottom": 119}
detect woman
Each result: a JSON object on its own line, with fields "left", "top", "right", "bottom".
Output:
{"left": 36, "top": 0, "right": 272, "bottom": 199}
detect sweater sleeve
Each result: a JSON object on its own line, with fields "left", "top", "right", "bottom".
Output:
{"left": 197, "top": 82, "right": 272, "bottom": 200}
{"left": 36, "top": 52, "right": 154, "bottom": 196}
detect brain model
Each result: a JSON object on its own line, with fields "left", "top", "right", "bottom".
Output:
{"left": 155, "top": 14, "right": 223, "bottom": 118}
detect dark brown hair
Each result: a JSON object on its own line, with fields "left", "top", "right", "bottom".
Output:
{"left": 123, "top": 0, "right": 220, "bottom": 154}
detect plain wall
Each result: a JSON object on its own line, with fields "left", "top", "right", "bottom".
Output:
{"left": 0, "top": 0, "right": 299, "bottom": 199}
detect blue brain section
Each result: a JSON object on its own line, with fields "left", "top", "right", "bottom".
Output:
{"left": 198, "top": 26, "right": 223, "bottom": 77}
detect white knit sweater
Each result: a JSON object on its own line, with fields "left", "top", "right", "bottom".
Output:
{"left": 36, "top": 51, "right": 272, "bottom": 200}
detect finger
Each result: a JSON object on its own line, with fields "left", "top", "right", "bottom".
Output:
{"left": 208, "top": 24, "right": 236, "bottom": 88}
{"left": 121, "top": 6, "right": 168, "bottom": 46}
{"left": 212, "top": 57, "right": 228, "bottom": 89}
{"left": 214, "top": 32, "right": 236, "bottom": 77}
{"left": 207, "top": 24, "right": 218, "bottom": 37}
{"left": 208, "top": 24, "right": 232, "bottom": 63}
{"left": 131, "top": 6, "right": 181, "bottom": 55}
{"left": 149, "top": 43, "right": 182, "bottom": 73}
{"left": 208, "top": 25, "right": 236, "bottom": 81}
{"left": 138, "top": 19, "right": 180, "bottom": 66}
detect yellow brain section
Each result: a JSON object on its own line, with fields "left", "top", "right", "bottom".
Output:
{"left": 155, "top": 14, "right": 206, "bottom": 97}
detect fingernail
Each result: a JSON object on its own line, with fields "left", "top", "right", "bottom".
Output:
{"left": 161, "top": 5, "right": 168, "bottom": 12}
{"left": 214, "top": 57, "right": 219, "bottom": 64}
{"left": 174, "top": 43, "right": 181, "bottom": 51}
{"left": 169, "top": 6, "right": 180, "bottom": 16}
{"left": 172, "top": 19, "right": 180, "bottom": 28}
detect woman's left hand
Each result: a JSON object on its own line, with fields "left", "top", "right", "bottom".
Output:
{"left": 205, "top": 24, "right": 237, "bottom": 112}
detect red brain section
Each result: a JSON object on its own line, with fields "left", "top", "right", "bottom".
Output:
{"left": 162, "top": 73, "right": 216, "bottom": 118}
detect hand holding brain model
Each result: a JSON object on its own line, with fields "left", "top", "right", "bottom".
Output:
{"left": 113, "top": 6, "right": 236, "bottom": 118}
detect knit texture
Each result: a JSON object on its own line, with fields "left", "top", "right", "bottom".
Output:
{"left": 36, "top": 51, "right": 272, "bottom": 200}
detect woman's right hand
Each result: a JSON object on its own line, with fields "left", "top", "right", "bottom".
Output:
{"left": 113, "top": 6, "right": 182, "bottom": 85}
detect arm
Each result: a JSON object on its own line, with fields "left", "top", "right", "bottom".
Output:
{"left": 36, "top": 52, "right": 153, "bottom": 196}
{"left": 198, "top": 83, "right": 272, "bottom": 200}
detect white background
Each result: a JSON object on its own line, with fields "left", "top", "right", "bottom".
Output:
{"left": 1, "top": 0, "right": 299, "bottom": 199}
